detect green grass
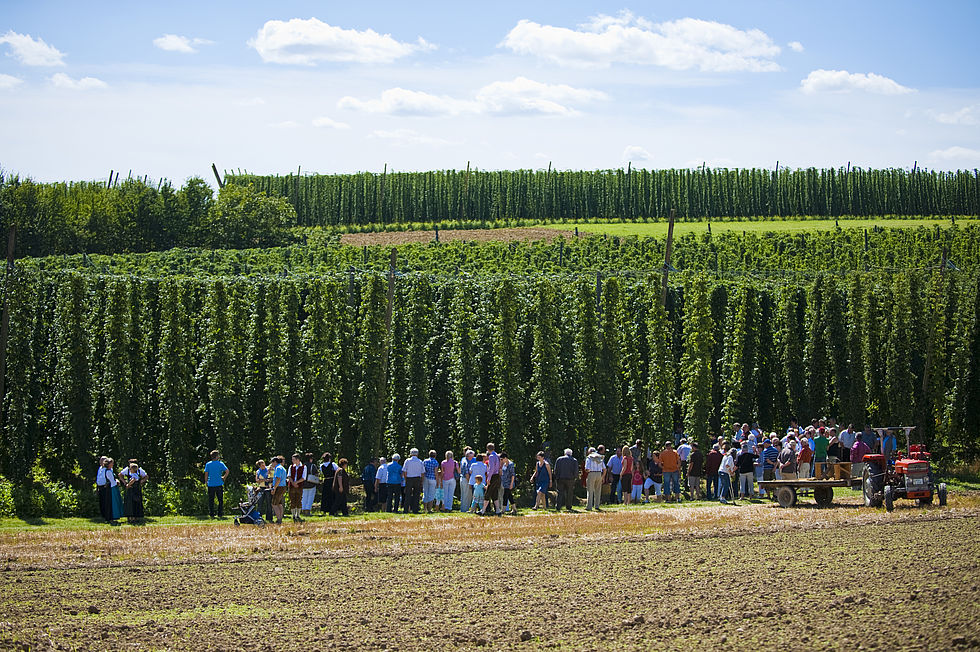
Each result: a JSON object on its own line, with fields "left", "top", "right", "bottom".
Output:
{"left": 543, "top": 217, "right": 978, "bottom": 238}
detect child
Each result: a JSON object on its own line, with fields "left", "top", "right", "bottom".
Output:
{"left": 631, "top": 464, "right": 644, "bottom": 504}
{"left": 471, "top": 475, "right": 486, "bottom": 514}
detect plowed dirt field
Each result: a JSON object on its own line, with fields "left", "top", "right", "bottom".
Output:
{"left": 339, "top": 228, "right": 576, "bottom": 246}
{"left": 2, "top": 504, "right": 978, "bottom": 651}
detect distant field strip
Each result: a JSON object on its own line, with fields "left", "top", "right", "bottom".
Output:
{"left": 544, "top": 217, "right": 979, "bottom": 237}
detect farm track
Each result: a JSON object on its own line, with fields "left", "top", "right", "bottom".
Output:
{"left": 1, "top": 505, "right": 979, "bottom": 650}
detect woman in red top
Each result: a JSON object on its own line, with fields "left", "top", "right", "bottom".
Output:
{"left": 620, "top": 446, "right": 634, "bottom": 506}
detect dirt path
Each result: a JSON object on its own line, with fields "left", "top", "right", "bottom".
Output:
{"left": 339, "top": 227, "right": 576, "bottom": 246}
{"left": 2, "top": 510, "right": 978, "bottom": 650}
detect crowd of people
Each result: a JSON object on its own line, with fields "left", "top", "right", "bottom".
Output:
{"left": 93, "top": 418, "right": 896, "bottom": 524}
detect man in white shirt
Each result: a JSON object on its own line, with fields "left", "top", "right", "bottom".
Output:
{"left": 719, "top": 450, "right": 736, "bottom": 505}
{"left": 401, "top": 448, "right": 425, "bottom": 514}
{"left": 584, "top": 447, "right": 606, "bottom": 511}
{"left": 677, "top": 438, "right": 692, "bottom": 495}
{"left": 374, "top": 457, "right": 388, "bottom": 513}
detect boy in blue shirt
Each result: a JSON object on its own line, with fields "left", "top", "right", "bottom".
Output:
{"left": 204, "top": 449, "right": 229, "bottom": 518}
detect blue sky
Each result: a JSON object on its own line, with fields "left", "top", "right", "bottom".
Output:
{"left": 1, "top": 1, "right": 978, "bottom": 183}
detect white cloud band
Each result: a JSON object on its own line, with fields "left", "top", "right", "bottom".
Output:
{"left": 501, "top": 12, "right": 782, "bottom": 72}
{"left": 0, "top": 30, "right": 65, "bottom": 66}
{"left": 800, "top": 69, "right": 914, "bottom": 95}
{"left": 249, "top": 18, "right": 434, "bottom": 65}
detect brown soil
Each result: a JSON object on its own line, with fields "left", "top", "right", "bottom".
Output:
{"left": 339, "top": 227, "right": 576, "bottom": 246}
{"left": 2, "top": 510, "right": 978, "bottom": 651}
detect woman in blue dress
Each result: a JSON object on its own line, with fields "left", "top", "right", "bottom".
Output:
{"left": 105, "top": 458, "right": 124, "bottom": 522}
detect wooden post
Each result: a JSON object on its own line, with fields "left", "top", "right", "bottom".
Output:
{"left": 434, "top": 223, "right": 439, "bottom": 243}
{"left": 575, "top": 227, "right": 579, "bottom": 238}
{"left": 211, "top": 164, "right": 224, "bottom": 188}
{"left": 379, "top": 163, "right": 386, "bottom": 223}
{"left": 463, "top": 161, "right": 470, "bottom": 221}
{"left": 107, "top": 170, "right": 114, "bottom": 188}
{"left": 0, "top": 226, "right": 17, "bottom": 426}
{"left": 661, "top": 209, "right": 675, "bottom": 307}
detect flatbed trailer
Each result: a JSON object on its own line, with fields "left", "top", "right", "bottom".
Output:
{"left": 759, "top": 477, "right": 862, "bottom": 508}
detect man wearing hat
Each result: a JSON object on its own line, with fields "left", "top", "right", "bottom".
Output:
{"left": 385, "top": 454, "right": 403, "bottom": 513}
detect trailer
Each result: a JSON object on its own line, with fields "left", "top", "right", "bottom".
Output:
{"left": 759, "top": 476, "right": 862, "bottom": 508}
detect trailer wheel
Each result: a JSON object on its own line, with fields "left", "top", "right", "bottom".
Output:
{"left": 918, "top": 494, "right": 933, "bottom": 506}
{"left": 884, "top": 485, "right": 894, "bottom": 512}
{"left": 233, "top": 518, "right": 240, "bottom": 526}
{"left": 814, "top": 487, "right": 833, "bottom": 507}
{"left": 776, "top": 486, "right": 796, "bottom": 508}
{"left": 862, "top": 468, "right": 882, "bottom": 508}
{"left": 938, "top": 483, "right": 947, "bottom": 506}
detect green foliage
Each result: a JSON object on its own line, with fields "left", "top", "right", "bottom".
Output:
{"left": 198, "top": 183, "right": 296, "bottom": 249}
{"left": 645, "top": 287, "right": 674, "bottom": 442}
{"left": 680, "top": 277, "right": 714, "bottom": 444}
{"left": 721, "top": 284, "right": 759, "bottom": 428}
{"left": 357, "top": 275, "right": 388, "bottom": 464}
{"left": 531, "top": 279, "right": 565, "bottom": 449}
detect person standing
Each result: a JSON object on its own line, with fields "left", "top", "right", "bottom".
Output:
{"left": 287, "top": 453, "right": 306, "bottom": 522}
{"left": 553, "top": 448, "right": 579, "bottom": 512}
{"left": 677, "top": 438, "right": 692, "bottom": 495}
{"left": 401, "top": 449, "right": 425, "bottom": 514}
{"left": 778, "top": 441, "right": 798, "bottom": 480}
{"left": 459, "top": 449, "right": 475, "bottom": 512}
{"left": 813, "top": 428, "right": 830, "bottom": 476}
{"left": 760, "top": 439, "right": 779, "bottom": 494}
{"left": 255, "top": 459, "right": 272, "bottom": 522}
{"left": 687, "top": 443, "right": 704, "bottom": 501}
{"left": 659, "top": 442, "right": 681, "bottom": 503}
{"left": 319, "top": 453, "right": 338, "bottom": 516}
{"left": 302, "top": 452, "right": 319, "bottom": 517}
{"left": 531, "top": 451, "right": 552, "bottom": 510}
{"left": 270, "top": 456, "right": 287, "bottom": 524}
{"left": 440, "top": 451, "right": 459, "bottom": 512}
{"left": 584, "top": 447, "right": 605, "bottom": 511}
{"left": 120, "top": 461, "right": 147, "bottom": 522}
{"left": 736, "top": 442, "right": 758, "bottom": 499}
{"left": 331, "top": 459, "right": 350, "bottom": 516}
{"left": 797, "top": 438, "right": 814, "bottom": 481}
{"left": 605, "top": 447, "right": 623, "bottom": 505}
{"left": 361, "top": 458, "right": 378, "bottom": 511}
{"left": 719, "top": 448, "right": 736, "bottom": 505}
{"left": 95, "top": 456, "right": 114, "bottom": 523}
{"left": 204, "top": 450, "right": 229, "bottom": 519}
{"left": 500, "top": 452, "right": 517, "bottom": 515}
{"left": 850, "top": 433, "right": 872, "bottom": 480}
{"left": 645, "top": 450, "right": 664, "bottom": 502}
{"left": 620, "top": 445, "right": 634, "bottom": 506}
{"left": 385, "top": 454, "right": 403, "bottom": 513}
{"left": 704, "top": 444, "right": 723, "bottom": 500}
{"left": 374, "top": 457, "right": 388, "bottom": 512}
{"left": 839, "top": 424, "right": 857, "bottom": 459}
{"left": 484, "top": 443, "right": 503, "bottom": 516}
{"left": 422, "top": 450, "right": 440, "bottom": 513}
{"left": 466, "top": 453, "right": 489, "bottom": 513}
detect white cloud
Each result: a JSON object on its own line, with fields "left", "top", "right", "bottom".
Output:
{"left": 235, "top": 97, "right": 265, "bottom": 107}
{"left": 929, "top": 146, "right": 980, "bottom": 161}
{"left": 0, "top": 30, "right": 65, "bottom": 66}
{"left": 339, "top": 87, "right": 470, "bottom": 116}
{"left": 248, "top": 18, "right": 434, "bottom": 65}
{"left": 0, "top": 73, "right": 23, "bottom": 89}
{"left": 339, "top": 77, "right": 605, "bottom": 117}
{"left": 370, "top": 128, "right": 458, "bottom": 147}
{"left": 153, "top": 34, "right": 213, "bottom": 54}
{"left": 49, "top": 73, "right": 107, "bottom": 90}
{"left": 475, "top": 77, "right": 606, "bottom": 116}
{"left": 800, "top": 69, "right": 914, "bottom": 95}
{"left": 788, "top": 41, "right": 804, "bottom": 52}
{"left": 929, "top": 104, "right": 979, "bottom": 126}
{"left": 312, "top": 115, "right": 350, "bottom": 129}
{"left": 623, "top": 145, "right": 652, "bottom": 162}
{"left": 500, "top": 12, "right": 782, "bottom": 71}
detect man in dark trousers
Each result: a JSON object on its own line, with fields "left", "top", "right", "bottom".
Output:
{"left": 553, "top": 448, "right": 579, "bottom": 512}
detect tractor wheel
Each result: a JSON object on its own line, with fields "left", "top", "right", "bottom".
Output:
{"left": 938, "top": 483, "right": 948, "bottom": 506}
{"left": 776, "top": 486, "right": 796, "bottom": 508}
{"left": 814, "top": 486, "right": 833, "bottom": 507}
{"left": 919, "top": 494, "right": 933, "bottom": 506}
{"left": 233, "top": 518, "right": 240, "bottom": 526}
{"left": 884, "top": 485, "right": 894, "bottom": 512}
{"left": 863, "top": 467, "right": 883, "bottom": 507}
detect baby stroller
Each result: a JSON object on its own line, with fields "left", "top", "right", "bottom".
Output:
{"left": 234, "top": 485, "right": 266, "bottom": 526}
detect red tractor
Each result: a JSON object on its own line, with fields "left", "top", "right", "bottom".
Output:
{"left": 862, "top": 428, "right": 947, "bottom": 511}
